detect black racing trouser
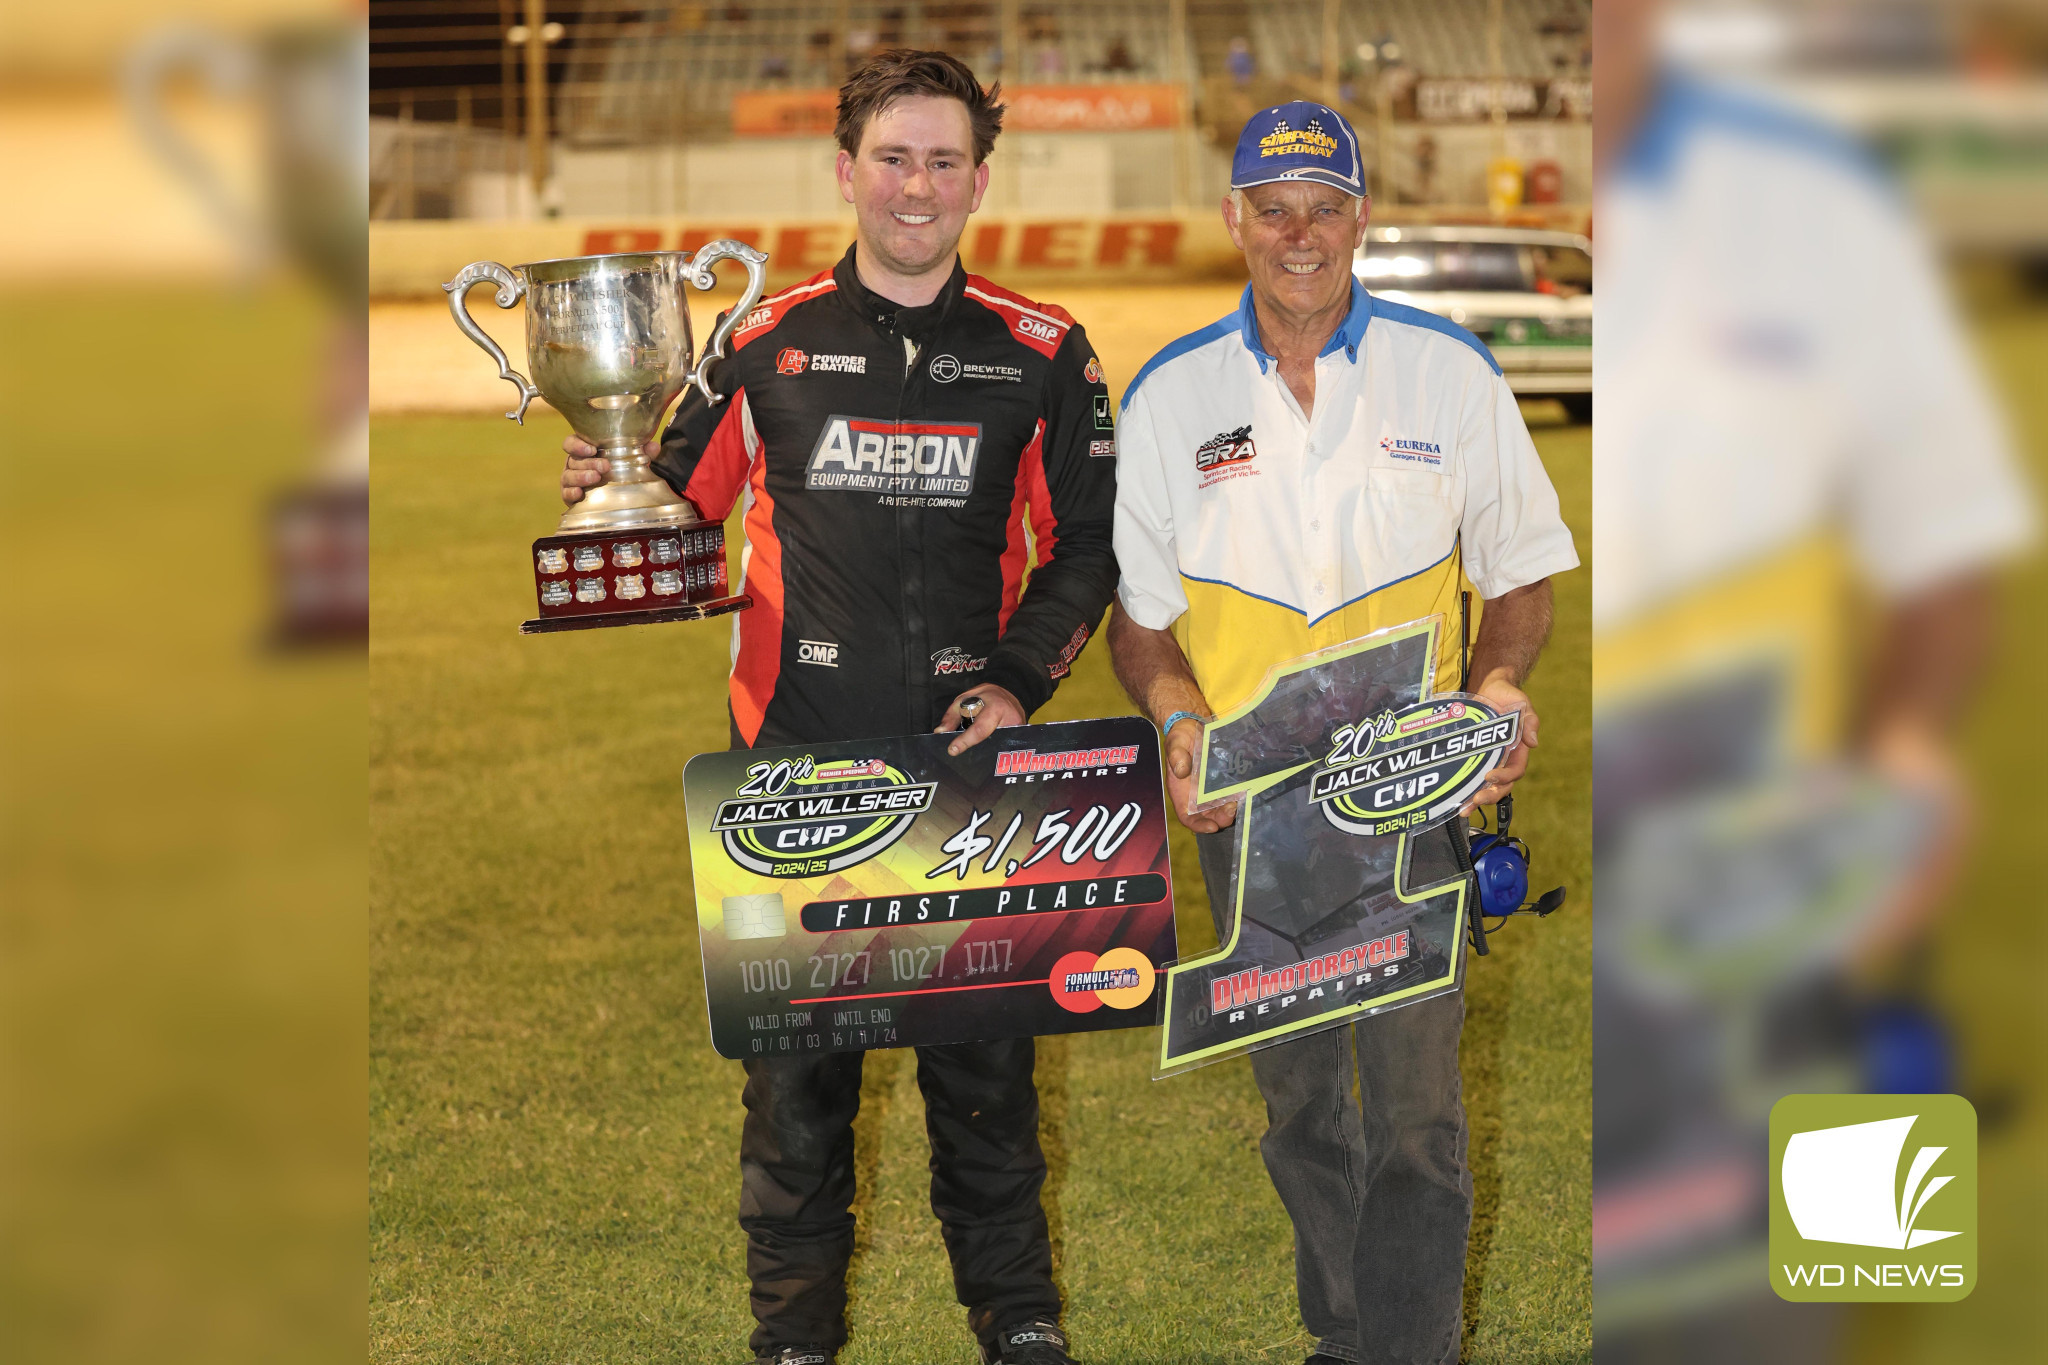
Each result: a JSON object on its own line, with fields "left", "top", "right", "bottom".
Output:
{"left": 737, "top": 1038, "right": 1061, "bottom": 1357}
{"left": 726, "top": 713, "right": 1060, "bottom": 1357}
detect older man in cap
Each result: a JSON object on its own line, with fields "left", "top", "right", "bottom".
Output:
{"left": 1107, "top": 103, "right": 1579, "bottom": 1365}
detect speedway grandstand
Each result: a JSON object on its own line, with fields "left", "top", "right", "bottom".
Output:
{"left": 368, "top": 0, "right": 1592, "bottom": 223}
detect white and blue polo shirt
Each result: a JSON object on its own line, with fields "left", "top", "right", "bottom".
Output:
{"left": 1114, "top": 278, "right": 1580, "bottom": 714}
{"left": 1597, "top": 72, "right": 2032, "bottom": 632}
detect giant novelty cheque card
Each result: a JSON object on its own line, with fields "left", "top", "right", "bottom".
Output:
{"left": 684, "top": 717, "right": 1178, "bottom": 1059}
{"left": 1156, "top": 617, "right": 1519, "bottom": 1075}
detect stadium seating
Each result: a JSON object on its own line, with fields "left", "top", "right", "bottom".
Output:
{"left": 1244, "top": 0, "right": 1588, "bottom": 82}
{"left": 560, "top": 1, "right": 1183, "bottom": 146}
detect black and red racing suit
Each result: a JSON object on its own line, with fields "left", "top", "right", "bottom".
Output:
{"left": 651, "top": 245, "right": 1118, "bottom": 1356}
{"left": 653, "top": 245, "right": 1119, "bottom": 748}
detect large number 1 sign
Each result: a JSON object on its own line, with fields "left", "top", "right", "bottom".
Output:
{"left": 1155, "top": 616, "right": 1518, "bottom": 1075}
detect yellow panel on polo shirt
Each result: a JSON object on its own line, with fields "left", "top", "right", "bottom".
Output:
{"left": 1173, "top": 552, "right": 1478, "bottom": 717}
{"left": 1113, "top": 282, "right": 1577, "bottom": 716}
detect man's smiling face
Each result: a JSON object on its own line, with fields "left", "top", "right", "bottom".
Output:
{"left": 837, "top": 94, "right": 990, "bottom": 280}
{"left": 1225, "top": 181, "right": 1369, "bottom": 321}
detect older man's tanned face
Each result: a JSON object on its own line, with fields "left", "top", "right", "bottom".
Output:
{"left": 1226, "top": 181, "right": 1368, "bottom": 322}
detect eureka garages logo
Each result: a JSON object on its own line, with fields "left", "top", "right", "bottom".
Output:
{"left": 1769, "top": 1093, "right": 1976, "bottom": 1302}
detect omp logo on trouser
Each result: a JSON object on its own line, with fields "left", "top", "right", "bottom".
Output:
{"left": 1209, "top": 929, "right": 1411, "bottom": 1012}
{"left": 806, "top": 416, "right": 981, "bottom": 496}
{"left": 797, "top": 639, "right": 838, "bottom": 667}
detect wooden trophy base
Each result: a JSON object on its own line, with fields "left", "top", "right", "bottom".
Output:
{"left": 520, "top": 594, "right": 752, "bottom": 634}
{"left": 522, "top": 521, "right": 745, "bottom": 634}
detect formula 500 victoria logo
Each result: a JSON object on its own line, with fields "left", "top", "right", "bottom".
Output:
{"left": 710, "top": 754, "right": 935, "bottom": 876}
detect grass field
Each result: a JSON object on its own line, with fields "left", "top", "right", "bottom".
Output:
{"left": 367, "top": 298, "right": 1594, "bottom": 1365}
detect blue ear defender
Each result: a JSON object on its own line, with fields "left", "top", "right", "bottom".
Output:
{"left": 1464, "top": 794, "right": 1566, "bottom": 956}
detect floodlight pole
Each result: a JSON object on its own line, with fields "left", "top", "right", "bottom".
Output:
{"left": 1001, "top": 0, "right": 1020, "bottom": 88}
{"left": 1170, "top": 0, "right": 1190, "bottom": 214}
{"left": 1322, "top": 0, "right": 1340, "bottom": 106}
{"left": 524, "top": 0, "right": 550, "bottom": 206}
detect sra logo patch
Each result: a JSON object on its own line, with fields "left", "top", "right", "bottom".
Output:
{"left": 1195, "top": 425, "right": 1256, "bottom": 471}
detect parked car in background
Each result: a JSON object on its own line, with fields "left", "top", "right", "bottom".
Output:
{"left": 1353, "top": 226, "right": 1593, "bottom": 423}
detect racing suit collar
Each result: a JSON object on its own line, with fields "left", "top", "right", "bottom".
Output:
{"left": 833, "top": 243, "right": 966, "bottom": 344}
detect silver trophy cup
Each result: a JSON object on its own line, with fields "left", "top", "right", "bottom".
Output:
{"left": 444, "top": 244, "right": 769, "bottom": 631}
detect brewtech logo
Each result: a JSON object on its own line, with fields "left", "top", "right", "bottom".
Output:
{"left": 1770, "top": 1093, "right": 1976, "bottom": 1302}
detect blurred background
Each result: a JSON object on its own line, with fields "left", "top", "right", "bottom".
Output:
{"left": 1591, "top": 1, "right": 2044, "bottom": 1363}
{"left": 2, "top": 3, "right": 367, "bottom": 1364}
{"left": 365, "top": 0, "right": 1590, "bottom": 222}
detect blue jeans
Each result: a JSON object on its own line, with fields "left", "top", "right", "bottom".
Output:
{"left": 1199, "top": 827, "right": 1473, "bottom": 1365}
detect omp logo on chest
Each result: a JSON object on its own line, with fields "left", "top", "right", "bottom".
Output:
{"left": 1380, "top": 435, "right": 1444, "bottom": 468}
{"left": 806, "top": 416, "right": 982, "bottom": 496}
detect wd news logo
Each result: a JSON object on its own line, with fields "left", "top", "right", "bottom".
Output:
{"left": 1769, "top": 1093, "right": 1976, "bottom": 1302}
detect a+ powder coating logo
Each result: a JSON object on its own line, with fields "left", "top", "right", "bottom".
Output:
{"left": 1769, "top": 1093, "right": 1976, "bottom": 1302}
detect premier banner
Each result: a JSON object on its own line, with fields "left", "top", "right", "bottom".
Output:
{"left": 683, "top": 717, "right": 1177, "bottom": 1059}
{"left": 1156, "top": 618, "right": 1519, "bottom": 1075}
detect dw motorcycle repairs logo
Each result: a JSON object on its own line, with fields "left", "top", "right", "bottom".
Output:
{"left": 1770, "top": 1093, "right": 1977, "bottom": 1302}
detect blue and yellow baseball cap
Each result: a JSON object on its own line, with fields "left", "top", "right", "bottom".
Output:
{"left": 1230, "top": 101, "right": 1366, "bottom": 196}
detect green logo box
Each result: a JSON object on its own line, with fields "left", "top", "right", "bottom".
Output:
{"left": 1769, "top": 1093, "right": 1976, "bottom": 1302}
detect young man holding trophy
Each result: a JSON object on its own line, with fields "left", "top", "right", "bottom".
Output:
{"left": 560, "top": 51, "right": 1117, "bottom": 1365}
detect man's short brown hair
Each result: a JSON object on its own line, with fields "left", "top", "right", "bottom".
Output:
{"left": 835, "top": 49, "right": 1004, "bottom": 165}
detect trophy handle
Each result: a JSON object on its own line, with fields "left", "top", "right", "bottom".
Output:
{"left": 443, "top": 261, "right": 541, "bottom": 423}
{"left": 123, "top": 25, "right": 267, "bottom": 265}
{"left": 683, "top": 240, "right": 770, "bottom": 406}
